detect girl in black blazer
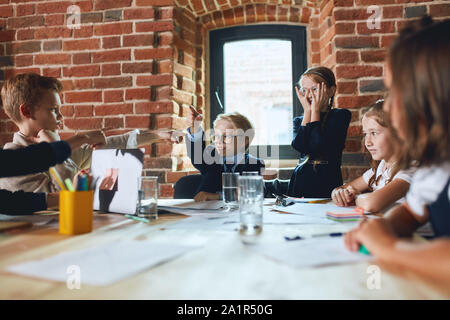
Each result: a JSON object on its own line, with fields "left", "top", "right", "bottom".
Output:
{"left": 288, "top": 66, "right": 351, "bottom": 198}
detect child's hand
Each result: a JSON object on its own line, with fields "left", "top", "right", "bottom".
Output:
{"left": 26, "top": 129, "right": 60, "bottom": 144}
{"left": 194, "top": 191, "right": 220, "bottom": 202}
{"left": 82, "top": 130, "right": 107, "bottom": 149}
{"left": 354, "top": 218, "right": 397, "bottom": 257}
{"left": 158, "top": 130, "right": 184, "bottom": 144}
{"left": 344, "top": 219, "right": 366, "bottom": 252}
{"left": 186, "top": 106, "right": 203, "bottom": 134}
{"left": 64, "top": 130, "right": 106, "bottom": 151}
{"left": 295, "top": 86, "right": 311, "bottom": 111}
{"left": 310, "top": 82, "right": 329, "bottom": 113}
{"left": 332, "top": 186, "right": 356, "bottom": 206}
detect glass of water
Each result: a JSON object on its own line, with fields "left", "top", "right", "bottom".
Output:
{"left": 222, "top": 172, "right": 239, "bottom": 211}
{"left": 239, "top": 175, "right": 264, "bottom": 238}
{"left": 241, "top": 171, "right": 259, "bottom": 176}
{"left": 136, "top": 176, "right": 158, "bottom": 220}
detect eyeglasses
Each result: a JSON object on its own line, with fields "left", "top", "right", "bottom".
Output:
{"left": 210, "top": 134, "right": 243, "bottom": 144}
{"left": 296, "top": 85, "right": 319, "bottom": 95}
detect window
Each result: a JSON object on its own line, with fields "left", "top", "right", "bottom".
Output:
{"left": 210, "top": 25, "right": 307, "bottom": 160}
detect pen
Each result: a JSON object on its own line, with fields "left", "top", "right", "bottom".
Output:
{"left": 359, "top": 245, "right": 371, "bottom": 255}
{"left": 82, "top": 175, "right": 89, "bottom": 191}
{"left": 77, "top": 174, "right": 87, "bottom": 191}
{"left": 125, "top": 214, "right": 150, "bottom": 223}
{"left": 307, "top": 199, "right": 330, "bottom": 204}
{"left": 49, "top": 167, "right": 66, "bottom": 191}
{"left": 284, "top": 232, "right": 344, "bottom": 241}
{"left": 311, "top": 232, "right": 343, "bottom": 237}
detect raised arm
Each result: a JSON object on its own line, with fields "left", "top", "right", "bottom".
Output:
{"left": 0, "top": 141, "right": 70, "bottom": 178}
{"left": 0, "top": 189, "right": 47, "bottom": 215}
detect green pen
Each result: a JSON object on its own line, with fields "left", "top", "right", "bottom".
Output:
{"left": 359, "top": 244, "right": 371, "bottom": 255}
{"left": 125, "top": 214, "right": 150, "bottom": 223}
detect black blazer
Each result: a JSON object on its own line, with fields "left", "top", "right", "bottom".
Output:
{"left": 288, "top": 108, "right": 351, "bottom": 198}
{"left": 186, "top": 131, "right": 265, "bottom": 195}
{"left": 0, "top": 141, "right": 71, "bottom": 215}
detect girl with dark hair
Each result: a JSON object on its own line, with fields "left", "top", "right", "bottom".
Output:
{"left": 345, "top": 17, "right": 450, "bottom": 290}
{"left": 287, "top": 66, "right": 351, "bottom": 198}
{"left": 331, "top": 100, "right": 415, "bottom": 213}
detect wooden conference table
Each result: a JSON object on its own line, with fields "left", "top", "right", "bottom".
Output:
{"left": 0, "top": 200, "right": 448, "bottom": 300}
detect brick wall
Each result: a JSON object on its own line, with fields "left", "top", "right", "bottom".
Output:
{"left": 0, "top": 0, "right": 449, "bottom": 197}
{"left": 172, "top": 0, "right": 450, "bottom": 183}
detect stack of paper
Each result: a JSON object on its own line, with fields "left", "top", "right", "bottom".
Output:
{"left": 326, "top": 208, "right": 365, "bottom": 222}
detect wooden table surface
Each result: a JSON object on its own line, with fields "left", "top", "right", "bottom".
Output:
{"left": 0, "top": 206, "right": 448, "bottom": 300}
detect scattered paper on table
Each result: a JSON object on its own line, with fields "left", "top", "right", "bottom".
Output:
{"left": 6, "top": 241, "right": 199, "bottom": 286}
{"left": 253, "top": 237, "right": 371, "bottom": 268}
{"left": 272, "top": 203, "right": 368, "bottom": 216}
{"left": 163, "top": 214, "right": 240, "bottom": 231}
{"left": 224, "top": 211, "right": 336, "bottom": 225}
{"left": 0, "top": 213, "right": 58, "bottom": 226}
{"left": 158, "top": 199, "right": 228, "bottom": 216}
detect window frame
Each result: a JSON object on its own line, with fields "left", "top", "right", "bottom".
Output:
{"left": 209, "top": 24, "right": 307, "bottom": 160}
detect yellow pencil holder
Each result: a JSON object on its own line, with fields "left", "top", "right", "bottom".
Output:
{"left": 59, "top": 190, "right": 94, "bottom": 235}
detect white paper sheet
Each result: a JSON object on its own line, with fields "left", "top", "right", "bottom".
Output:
{"left": 91, "top": 149, "right": 144, "bottom": 215}
{"left": 6, "top": 241, "right": 199, "bottom": 286}
{"left": 158, "top": 199, "right": 225, "bottom": 210}
{"left": 158, "top": 199, "right": 228, "bottom": 216}
{"left": 263, "top": 211, "right": 336, "bottom": 225}
{"left": 253, "top": 237, "right": 371, "bottom": 268}
{"left": 271, "top": 203, "right": 368, "bottom": 216}
{"left": 165, "top": 210, "right": 336, "bottom": 230}
{"left": 0, "top": 213, "right": 58, "bottom": 226}
{"left": 163, "top": 214, "right": 240, "bottom": 231}
{"left": 224, "top": 211, "right": 336, "bottom": 225}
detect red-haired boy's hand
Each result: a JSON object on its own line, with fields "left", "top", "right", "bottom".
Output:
{"left": 82, "top": 130, "right": 107, "bottom": 149}
{"left": 25, "top": 129, "right": 60, "bottom": 144}
{"left": 158, "top": 130, "right": 184, "bottom": 144}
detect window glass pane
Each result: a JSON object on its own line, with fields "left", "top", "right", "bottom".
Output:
{"left": 224, "top": 39, "right": 293, "bottom": 146}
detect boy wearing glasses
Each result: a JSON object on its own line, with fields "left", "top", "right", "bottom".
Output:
{"left": 186, "top": 107, "right": 265, "bottom": 201}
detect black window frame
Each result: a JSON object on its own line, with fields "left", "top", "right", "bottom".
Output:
{"left": 209, "top": 24, "right": 307, "bottom": 160}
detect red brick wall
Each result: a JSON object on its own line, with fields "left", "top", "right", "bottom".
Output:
{"left": 173, "top": 0, "right": 450, "bottom": 182}
{"left": 0, "top": 0, "right": 449, "bottom": 197}
{"left": 0, "top": 0, "right": 179, "bottom": 197}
